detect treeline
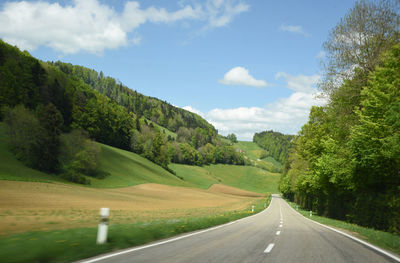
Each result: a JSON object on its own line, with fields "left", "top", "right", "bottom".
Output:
{"left": 49, "top": 61, "right": 216, "bottom": 134}
{"left": 0, "top": 39, "right": 244, "bottom": 184}
{"left": 253, "top": 130, "right": 293, "bottom": 164}
{"left": 47, "top": 60, "right": 244, "bottom": 167}
{"left": 280, "top": 0, "right": 400, "bottom": 234}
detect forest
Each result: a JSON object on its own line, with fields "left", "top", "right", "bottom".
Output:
{"left": 0, "top": 39, "right": 244, "bottom": 184}
{"left": 280, "top": 0, "right": 400, "bottom": 234}
{"left": 253, "top": 130, "right": 294, "bottom": 163}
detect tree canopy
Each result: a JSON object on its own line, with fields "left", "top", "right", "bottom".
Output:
{"left": 281, "top": 0, "right": 400, "bottom": 234}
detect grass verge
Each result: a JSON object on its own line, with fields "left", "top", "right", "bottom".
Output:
{"left": 0, "top": 195, "right": 271, "bottom": 263}
{"left": 286, "top": 200, "right": 400, "bottom": 256}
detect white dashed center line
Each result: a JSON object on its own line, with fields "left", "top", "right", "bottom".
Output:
{"left": 264, "top": 243, "right": 275, "bottom": 254}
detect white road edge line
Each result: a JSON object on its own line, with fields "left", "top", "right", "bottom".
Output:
{"left": 276, "top": 231, "right": 281, "bottom": 235}
{"left": 284, "top": 199, "right": 400, "bottom": 263}
{"left": 78, "top": 197, "right": 276, "bottom": 263}
{"left": 264, "top": 243, "right": 275, "bottom": 254}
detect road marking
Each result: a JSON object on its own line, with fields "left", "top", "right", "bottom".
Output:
{"left": 284, "top": 200, "right": 400, "bottom": 263}
{"left": 264, "top": 243, "right": 275, "bottom": 254}
{"left": 276, "top": 231, "right": 281, "bottom": 235}
{"left": 78, "top": 196, "right": 276, "bottom": 263}
{"left": 279, "top": 224, "right": 282, "bottom": 228}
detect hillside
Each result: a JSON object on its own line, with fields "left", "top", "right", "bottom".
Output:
{"left": 0, "top": 122, "right": 279, "bottom": 192}
{"left": 233, "top": 141, "right": 282, "bottom": 173}
{"left": 50, "top": 61, "right": 216, "bottom": 135}
{"left": 253, "top": 130, "right": 294, "bottom": 164}
{"left": 0, "top": 39, "right": 246, "bottom": 185}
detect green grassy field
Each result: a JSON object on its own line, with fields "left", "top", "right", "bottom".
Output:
{"left": 170, "top": 163, "right": 280, "bottom": 194}
{"left": 204, "top": 165, "right": 280, "bottom": 194}
{"left": 0, "top": 124, "right": 67, "bottom": 184}
{"left": 147, "top": 119, "right": 177, "bottom": 139}
{"left": 234, "top": 141, "right": 265, "bottom": 160}
{"left": 234, "top": 141, "right": 282, "bottom": 173}
{"left": 0, "top": 125, "right": 185, "bottom": 188}
{"left": 91, "top": 144, "right": 186, "bottom": 188}
{"left": 1, "top": 122, "right": 280, "bottom": 193}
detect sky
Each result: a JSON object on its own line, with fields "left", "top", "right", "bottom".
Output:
{"left": 0, "top": 0, "right": 358, "bottom": 140}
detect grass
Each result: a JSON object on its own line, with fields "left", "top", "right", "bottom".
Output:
{"left": 169, "top": 164, "right": 219, "bottom": 189}
{"left": 0, "top": 122, "right": 280, "bottom": 194}
{"left": 1, "top": 181, "right": 263, "bottom": 235}
{"left": 170, "top": 163, "right": 280, "bottom": 193}
{"left": 286, "top": 200, "right": 400, "bottom": 256}
{"left": 90, "top": 144, "right": 187, "bottom": 188}
{"left": 204, "top": 165, "right": 280, "bottom": 194}
{"left": 233, "top": 141, "right": 282, "bottom": 173}
{"left": 234, "top": 141, "right": 265, "bottom": 160}
{"left": 0, "top": 123, "right": 279, "bottom": 262}
{"left": 146, "top": 119, "right": 177, "bottom": 139}
{"left": 0, "top": 123, "right": 279, "bottom": 193}
{"left": 0, "top": 124, "right": 67, "bottom": 184}
{"left": 0, "top": 195, "right": 270, "bottom": 263}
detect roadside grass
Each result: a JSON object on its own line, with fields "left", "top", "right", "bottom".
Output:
{"left": 286, "top": 200, "right": 400, "bottom": 256}
{"left": 0, "top": 195, "right": 270, "bottom": 263}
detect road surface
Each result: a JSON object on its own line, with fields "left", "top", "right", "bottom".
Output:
{"left": 80, "top": 194, "right": 399, "bottom": 263}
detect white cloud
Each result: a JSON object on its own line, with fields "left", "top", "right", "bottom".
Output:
{"left": 182, "top": 106, "right": 205, "bottom": 117}
{"left": 316, "top": 50, "right": 326, "bottom": 59}
{"left": 0, "top": 0, "right": 249, "bottom": 54}
{"left": 275, "top": 72, "right": 320, "bottom": 93}
{"left": 185, "top": 72, "right": 326, "bottom": 141}
{"left": 279, "top": 24, "right": 309, "bottom": 36}
{"left": 206, "top": 91, "right": 325, "bottom": 140}
{"left": 204, "top": 0, "right": 249, "bottom": 28}
{"left": 219, "top": 66, "right": 267, "bottom": 87}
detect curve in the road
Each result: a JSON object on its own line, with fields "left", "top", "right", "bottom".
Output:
{"left": 77, "top": 195, "right": 400, "bottom": 263}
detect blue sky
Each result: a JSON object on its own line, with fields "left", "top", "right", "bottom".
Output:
{"left": 0, "top": 0, "right": 357, "bottom": 140}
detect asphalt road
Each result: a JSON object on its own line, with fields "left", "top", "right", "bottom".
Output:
{"left": 80, "top": 195, "right": 398, "bottom": 263}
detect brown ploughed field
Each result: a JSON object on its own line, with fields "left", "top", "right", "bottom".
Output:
{"left": 0, "top": 181, "right": 264, "bottom": 236}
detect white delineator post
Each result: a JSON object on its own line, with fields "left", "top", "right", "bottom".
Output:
{"left": 97, "top": 208, "right": 109, "bottom": 244}
{"left": 251, "top": 205, "right": 255, "bottom": 213}
{"left": 310, "top": 210, "right": 312, "bottom": 217}
{"left": 264, "top": 203, "right": 266, "bottom": 208}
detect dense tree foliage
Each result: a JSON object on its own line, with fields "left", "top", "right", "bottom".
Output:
{"left": 253, "top": 130, "right": 294, "bottom": 164}
{"left": 49, "top": 61, "right": 216, "bottom": 135}
{"left": 59, "top": 129, "right": 103, "bottom": 184}
{"left": 4, "top": 105, "right": 102, "bottom": 183}
{"left": 48, "top": 60, "right": 244, "bottom": 167}
{"left": 0, "top": 39, "right": 245, "bottom": 184}
{"left": 227, "top": 133, "right": 238, "bottom": 143}
{"left": 281, "top": 0, "right": 400, "bottom": 234}
{"left": 3, "top": 105, "right": 43, "bottom": 168}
